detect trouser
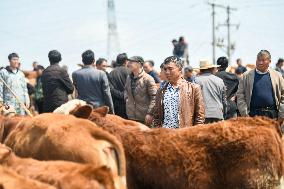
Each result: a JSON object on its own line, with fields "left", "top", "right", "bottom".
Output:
{"left": 205, "top": 118, "right": 223, "bottom": 124}
{"left": 35, "top": 99, "right": 44, "bottom": 114}
{"left": 249, "top": 108, "right": 278, "bottom": 119}
{"left": 113, "top": 100, "right": 128, "bottom": 119}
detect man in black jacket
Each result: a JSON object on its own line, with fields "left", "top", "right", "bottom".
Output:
{"left": 108, "top": 53, "right": 130, "bottom": 118}
{"left": 42, "top": 50, "right": 74, "bottom": 112}
{"left": 215, "top": 57, "right": 239, "bottom": 119}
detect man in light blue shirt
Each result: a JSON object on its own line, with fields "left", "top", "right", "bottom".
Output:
{"left": 0, "top": 53, "right": 30, "bottom": 115}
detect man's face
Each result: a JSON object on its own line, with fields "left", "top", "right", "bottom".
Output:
{"left": 33, "top": 62, "right": 38, "bottom": 68}
{"left": 97, "top": 61, "right": 108, "bottom": 72}
{"left": 9, "top": 57, "right": 20, "bottom": 69}
{"left": 36, "top": 69, "right": 43, "bottom": 76}
{"left": 128, "top": 61, "right": 141, "bottom": 73}
{"left": 143, "top": 62, "right": 152, "bottom": 73}
{"left": 237, "top": 59, "right": 242, "bottom": 66}
{"left": 256, "top": 55, "right": 271, "bottom": 72}
{"left": 163, "top": 62, "right": 181, "bottom": 83}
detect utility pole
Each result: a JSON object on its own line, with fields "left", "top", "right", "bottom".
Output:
{"left": 107, "top": 0, "right": 120, "bottom": 62}
{"left": 225, "top": 6, "right": 237, "bottom": 64}
{"left": 208, "top": 2, "right": 238, "bottom": 64}
{"left": 209, "top": 3, "right": 216, "bottom": 64}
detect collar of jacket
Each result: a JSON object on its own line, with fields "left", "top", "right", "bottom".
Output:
{"left": 130, "top": 70, "right": 144, "bottom": 80}
{"left": 83, "top": 65, "right": 94, "bottom": 69}
{"left": 5, "top": 66, "right": 19, "bottom": 74}
{"left": 161, "top": 78, "right": 186, "bottom": 91}
{"left": 255, "top": 68, "right": 270, "bottom": 74}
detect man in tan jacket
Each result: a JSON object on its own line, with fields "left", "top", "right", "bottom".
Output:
{"left": 152, "top": 56, "right": 205, "bottom": 128}
{"left": 237, "top": 50, "right": 284, "bottom": 120}
{"left": 124, "top": 56, "right": 157, "bottom": 125}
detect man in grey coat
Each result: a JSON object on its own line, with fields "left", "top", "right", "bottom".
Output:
{"left": 72, "top": 50, "right": 114, "bottom": 113}
{"left": 237, "top": 50, "right": 284, "bottom": 120}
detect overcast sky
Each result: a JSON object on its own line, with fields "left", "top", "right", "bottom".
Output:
{"left": 0, "top": 0, "right": 283, "bottom": 73}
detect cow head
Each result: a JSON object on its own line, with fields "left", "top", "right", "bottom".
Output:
{"left": 69, "top": 104, "right": 93, "bottom": 119}
{"left": 0, "top": 144, "right": 12, "bottom": 163}
{"left": 92, "top": 106, "right": 109, "bottom": 117}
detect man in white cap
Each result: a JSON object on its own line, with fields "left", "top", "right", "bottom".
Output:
{"left": 195, "top": 60, "right": 227, "bottom": 124}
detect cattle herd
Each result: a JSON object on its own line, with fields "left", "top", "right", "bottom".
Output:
{"left": 0, "top": 101, "right": 284, "bottom": 189}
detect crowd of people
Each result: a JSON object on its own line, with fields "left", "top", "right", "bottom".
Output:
{"left": 0, "top": 49, "right": 284, "bottom": 128}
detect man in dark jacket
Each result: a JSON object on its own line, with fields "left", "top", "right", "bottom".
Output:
{"left": 42, "top": 50, "right": 74, "bottom": 112}
{"left": 215, "top": 56, "right": 239, "bottom": 119}
{"left": 108, "top": 53, "right": 130, "bottom": 118}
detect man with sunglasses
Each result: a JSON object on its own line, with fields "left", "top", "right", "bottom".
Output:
{"left": 237, "top": 50, "right": 284, "bottom": 121}
{"left": 151, "top": 56, "right": 205, "bottom": 128}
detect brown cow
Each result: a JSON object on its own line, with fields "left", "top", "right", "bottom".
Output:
{"left": 88, "top": 107, "right": 284, "bottom": 189}
{"left": 0, "top": 144, "right": 115, "bottom": 189}
{"left": 0, "top": 166, "right": 55, "bottom": 189}
{"left": 0, "top": 113, "right": 126, "bottom": 189}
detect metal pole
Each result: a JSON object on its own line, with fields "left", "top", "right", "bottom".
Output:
{"left": 212, "top": 4, "right": 216, "bottom": 64}
{"left": 227, "top": 6, "right": 231, "bottom": 64}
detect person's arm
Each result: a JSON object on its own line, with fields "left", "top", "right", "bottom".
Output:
{"left": 146, "top": 77, "right": 157, "bottom": 114}
{"left": 236, "top": 75, "right": 248, "bottom": 116}
{"left": 19, "top": 73, "right": 30, "bottom": 108}
{"left": 101, "top": 72, "right": 114, "bottom": 114}
{"left": 0, "top": 71, "right": 5, "bottom": 103}
{"left": 222, "top": 84, "right": 227, "bottom": 119}
{"left": 193, "top": 85, "right": 205, "bottom": 125}
{"left": 60, "top": 70, "right": 74, "bottom": 94}
{"left": 278, "top": 76, "right": 284, "bottom": 119}
{"left": 145, "top": 77, "right": 157, "bottom": 126}
{"left": 152, "top": 89, "right": 162, "bottom": 128}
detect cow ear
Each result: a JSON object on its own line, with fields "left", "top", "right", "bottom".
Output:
{"left": 93, "top": 106, "right": 109, "bottom": 117}
{"left": 72, "top": 105, "right": 93, "bottom": 119}
{"left": 0, "top": 144, "right": 12, "bottom": 162}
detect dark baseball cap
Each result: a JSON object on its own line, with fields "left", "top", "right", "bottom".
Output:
{"left": 128, "top": 56, "right": 144, "bottom": 65}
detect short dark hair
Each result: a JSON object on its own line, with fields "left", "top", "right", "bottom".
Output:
{"left": 34, "top": 65, "right": 45, "bottom": 71}
{"left": 217, "top": 56, "right": 228, "bottom": 70}
{"left": 179, "top": 36, "right": 184, "bottom": 42}
{"left": 160, "top": 63, "right": 164, "bottom": 69}
{"left": 257, "top": 50, "right": 271, "bottom": 60}
{"left": 277, "top": 58, "right": 284, "bottom": 65}
{"left": 96, "top": 58, "right": 107, "bottom": 66}
{"left": 184, "top": 66, "right": 193, "bottom": 72}
{"left": 163, "top": 56, "right": 183, "bottom": 70}
{"left": 82, "top": 50, "right": 95, "bottom": 65}
{"left": 145, "top": 60, "right": 155, "bottom": 67}
{"left": 8, "top": 53, "right": 19, "bottom": 60}
{"left": 116, "top": 53, "right": 128, "bottom": 66}
{"left": 48, "top": 50, "right": 62, "bottom": 64}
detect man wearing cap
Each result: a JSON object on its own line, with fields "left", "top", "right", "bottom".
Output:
{"left": 237, "top": 50, "right": 284, "bottom": 120}
{"left": 152, "top": 56, "right": 204, "bottom": 128}
{"left": 184, "top": 66, "right": 196, "bottom": 83}
{"left": 124, "top": 56, "right": 157, "bottom": 125}
{"left": 195, "top": 60, "right": 227, "bottom": 123}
